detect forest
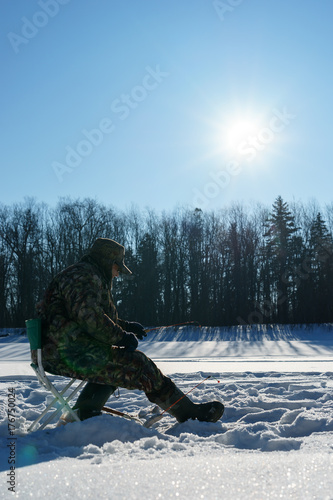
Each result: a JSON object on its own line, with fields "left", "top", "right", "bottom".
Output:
{"left": 1, "top": 195, "right": 333, "bottom": 328}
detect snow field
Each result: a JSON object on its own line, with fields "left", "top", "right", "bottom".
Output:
{"left": 1, "top": 371, "right": 333, "bottom": 499}
{"left": 1, "top": 325, "right": 333, "bottom": 498}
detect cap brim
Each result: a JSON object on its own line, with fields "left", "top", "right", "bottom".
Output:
{"left": 118, "top": 262, "right": 132, "bottom": 275}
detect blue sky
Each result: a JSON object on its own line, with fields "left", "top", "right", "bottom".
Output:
{"left": 2, "top": 0, "right": 333, "bottom": 212}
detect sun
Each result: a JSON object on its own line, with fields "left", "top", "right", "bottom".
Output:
{"left": 224, "top": 118, "right": 260, "bottom": 153}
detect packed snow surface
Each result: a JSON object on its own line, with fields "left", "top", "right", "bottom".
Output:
{"left": 1, "top": 324, "right": 333, "bottom": 499}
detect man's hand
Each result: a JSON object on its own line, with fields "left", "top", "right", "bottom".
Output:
{"left": 126, "top": 322, "right": 147, "bottom": 340}
{"left": 115, "top": 332, "right": 138, "bottom": 351}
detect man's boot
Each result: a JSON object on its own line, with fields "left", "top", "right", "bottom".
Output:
{"left": 73, "top": 382, "right": 117, "bottom": 420}
{"left": 58, "top": 382, "right": 116, "bottom": 425}
{"left": 147, "top": 378, "right": 224, "bottom": 423}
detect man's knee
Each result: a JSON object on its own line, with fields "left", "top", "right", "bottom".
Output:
{"left": 112, "top": 348, "right": 152, "bottom": 367}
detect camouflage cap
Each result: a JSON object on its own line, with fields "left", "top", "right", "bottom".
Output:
{"left": 88, "top": 238, "right": 132, "bottom": 275}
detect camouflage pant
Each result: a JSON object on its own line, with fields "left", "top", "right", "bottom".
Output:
{"left": 87, "top": 347, "right": 167, "bottom": 394}
{"left": 40, "top": 346, "right": 167, "bottom": 395}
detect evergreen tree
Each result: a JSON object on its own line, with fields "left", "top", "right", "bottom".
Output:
{"left": 307, "top": 213, "right": 333, "bottom": 321}
{"left": 264, "top": 196, "right": 298, "bottom": 323}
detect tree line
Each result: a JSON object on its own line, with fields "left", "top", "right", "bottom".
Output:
{"left": 1, "top": 196, "right": 333, "bottom": 328}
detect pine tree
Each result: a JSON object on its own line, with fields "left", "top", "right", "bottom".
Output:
{"left": 307, "top": 213, "right": 333, "bottom": 321}
{"left": 264, "top": 196, "right": 298, "bottom": 323}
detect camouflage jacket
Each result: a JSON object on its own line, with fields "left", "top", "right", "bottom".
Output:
{"left": 33, "top": 255, "right": 129, "bottom": 378}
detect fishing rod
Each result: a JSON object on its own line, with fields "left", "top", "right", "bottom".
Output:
{"left": 143, "top": 375, "right": 212, "bottom": 427}
{"left": 145, "top": 321, "right": 201, "bottom": 333}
